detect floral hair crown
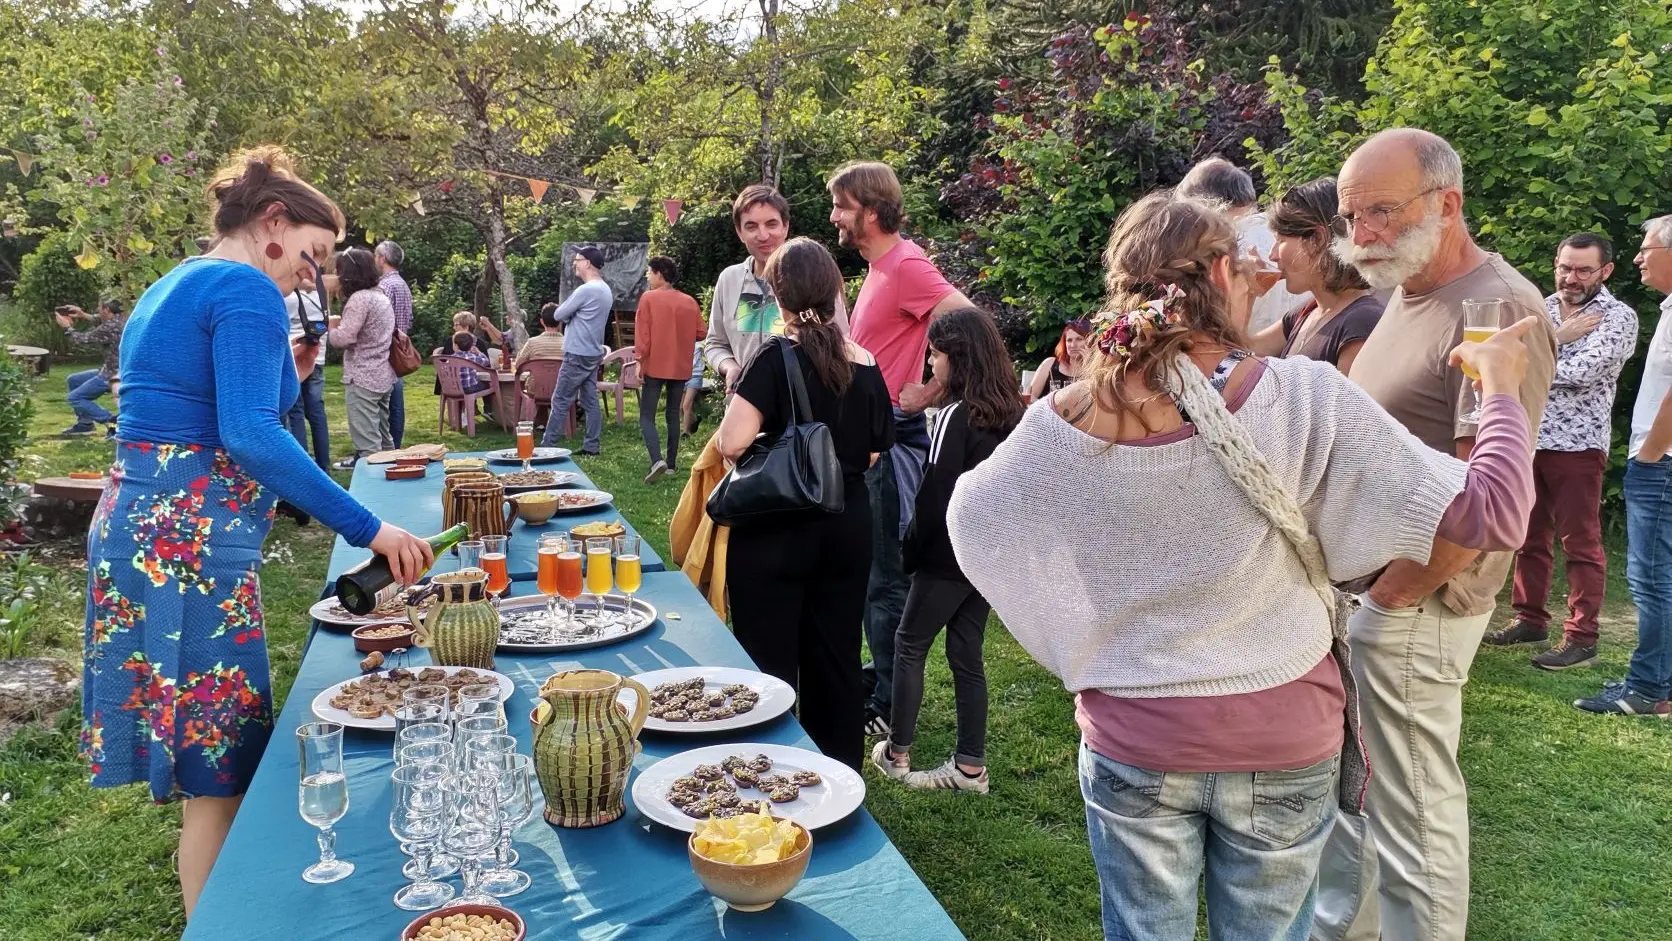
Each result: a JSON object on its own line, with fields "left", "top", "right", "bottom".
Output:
{"left": 1091, "top": 283, "right": 1186, "bottom": 360}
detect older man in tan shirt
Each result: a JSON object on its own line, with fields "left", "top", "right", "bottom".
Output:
{"left": 1313, "top": 129, "right": 1556, "bottom": 941}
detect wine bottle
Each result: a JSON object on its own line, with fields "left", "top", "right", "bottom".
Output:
{"left": 335, "top": 522, "right": 470, "bottom": 615}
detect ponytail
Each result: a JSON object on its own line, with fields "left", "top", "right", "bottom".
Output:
{"left": 764, "top": 238, "right": 854, "bottom": 395}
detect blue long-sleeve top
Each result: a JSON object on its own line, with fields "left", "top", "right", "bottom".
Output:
{"left": 115, "top": 258, "right": 383, "bottom": 547}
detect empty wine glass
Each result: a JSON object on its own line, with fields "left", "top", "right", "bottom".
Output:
{"left": 296, "top": 722, "right": 354, "bottom": 884}
{"left": 457, "top": 539, "right": 484, "bottom": 576}
{"left": 392, "top": 701, "right": 446, "bottom": 757}
{"left": 457, "top": 683, "right": 504, "bottom": 724}
{"left": 390, "top": 763, "right": 454, "bottom": 911}
{"left": 396, "top": 721, "right": 451, "bottom": 759}
{"left": 477, "top": 753, "right": 535, "bottom": 898}
{"left": 454, "top": 714, "right": 508, "bottom": 773}
{"left": 444, "top": 771, "right": 503, "bottom": 907}
{"left": 463, "top": 733, "right": 518, "bottom": 773}
{"left": 399, "top": 739, "right": 454, "bottom": 770}
{"left": 403, "top": 684, "right": 452, "bottom": 722}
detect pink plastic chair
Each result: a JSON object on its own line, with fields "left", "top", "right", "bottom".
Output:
{"left": 434, "top": 354, "right": 496, "bottom": 437}
{"left": 596, "top": 346, "right": 640, "bottom": 425}
{"left": 516, "top": 358, "right": 571, "bottom": 438}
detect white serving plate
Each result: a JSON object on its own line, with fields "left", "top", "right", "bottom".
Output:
{"left": 310, "top": 665, "right": 514, "bottom": 731}
{"left": 632, "top": 667, "right": 796, "bottom": 734}
{"left": 485, "top": 447, "right": 572, "bottom": 465}
{"left": 631, "top": 742, "right": 865, "bottom": 833}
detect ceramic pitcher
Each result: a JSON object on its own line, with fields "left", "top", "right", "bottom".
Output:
{"left": 441, "top": 471, "right": 494, "bottom": 531}
{"left": 408, "top": 570, "right": 500, "bottom": 669}
{"left": 533, "top": 669, "right": 649, "bottom": 827}
{"left": 447, "top": 481, "right": 517, "bottom": 543}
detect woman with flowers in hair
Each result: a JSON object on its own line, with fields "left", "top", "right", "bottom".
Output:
{"left": 945, "top": 192, "right": 1540, "bottom": 940}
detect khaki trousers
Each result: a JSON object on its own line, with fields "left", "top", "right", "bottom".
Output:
{"left": 1313, "top": 592, "right": 1490, "bottom": 941}
{"left": 344, "top": 383, "right": 393, "bottom": 457}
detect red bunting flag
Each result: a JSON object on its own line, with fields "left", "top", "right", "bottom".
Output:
{"left": 663, "top": 199, "right": 684, "bottom": 226}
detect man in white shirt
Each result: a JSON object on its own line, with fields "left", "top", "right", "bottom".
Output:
{"left": 1574, "top": 214, "right": 1672, "bottom": 718}
{"left": 1176, "top": 157, "right": 1306, "bottom": 333}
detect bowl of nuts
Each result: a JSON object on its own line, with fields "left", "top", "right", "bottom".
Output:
{"left": 401, "top": 906, "right": 524, "bottom": 941}
{"left": 351, "top": 623, "right": 416, "bottom": 653}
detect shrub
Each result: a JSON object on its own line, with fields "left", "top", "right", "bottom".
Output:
{"left": 0, "top": 355, "right": 35, "bottom": 527}
{"left": 10, "top": 231, "right": 103, "bottom": 355}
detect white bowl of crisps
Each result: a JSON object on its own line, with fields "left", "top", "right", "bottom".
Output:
{"left": 352, "top": 622, "right": 416, "bottom": 653}
{"left": 687, "top": 807, "right": 812, "bottom": 912}
{"left": 401, "top": 904, "right": 524, "bottom": 941}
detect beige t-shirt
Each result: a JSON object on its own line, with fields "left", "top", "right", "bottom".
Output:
{"left": 1351, "top": 252, "right": 1556, "bottom": 616}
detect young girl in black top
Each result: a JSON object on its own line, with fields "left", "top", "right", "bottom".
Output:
{"left": 872, "top": 308, "right": 1022, "bottom": 792}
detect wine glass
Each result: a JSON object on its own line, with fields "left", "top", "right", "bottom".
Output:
{"left": 390, "top": 763, "right": 454, "bottom": 911}
{"left": 555, "top": 541, "right": 583, "bottom": 634}
{"left": 1459, "top": 298, "right": 1507, "bottom": 425}
{"left": 516, "top": 421, "right": 535, "bottom": 473}
{"left": 482, "top": 534, "right": 510, "bottom": 604}
{"left": 614, "top": 534, "right": 642, "bottom": 628}
{"left": 457, "top": 683, "right": 504, "bottom": 725}
{"left": 458, "top": 539, "right": 484, "bottom": 576}
{"left": 402, "top": 684, "right": 452, "bottom": 722}
{"left": 398, "top": 739, "right": 454, "bottom": 770}
{"left": 462, "top": 733, "right": 519, "bottom": 774}
{"left": 584, "top": 537, "right": 613, "bottom": 626}
{"left": 477, "top": 753, "right": 535, "bottom": 898}
{"left": 296, "top": 722, "right": 354, "bottom": 884}
{"left": 444, "top": 771, "right": 503, "bottom": 907}
{"left": 392, "top": 701, "right": 445, "bottom": 759}
{"left": 454, "top": 714, "right": 509, "bottom": 774}
{"left": 536, "top": 533, "right": 567, "bottom": 635}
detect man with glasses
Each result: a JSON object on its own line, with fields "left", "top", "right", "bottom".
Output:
{"left": 1574, "top": 214, "right": 1672, "bottom": 718}
{"left": 1484, "top": 233, "right": 1637, "bottom": 670}
{"left": 1314, "top": 129, "right": 1555, "bottom": 941}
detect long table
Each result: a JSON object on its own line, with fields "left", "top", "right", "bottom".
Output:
{"left": 187, "top": 504, "right": 965, "bottom": 939}
{"left": 325, "top": 454, "right": 666, "bottom": 586}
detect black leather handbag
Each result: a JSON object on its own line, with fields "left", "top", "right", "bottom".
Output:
{"left": 706, "top": 337, "right": 845, "bottom": 525}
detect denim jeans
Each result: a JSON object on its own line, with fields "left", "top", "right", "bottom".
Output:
{"left": 638, "top": 375, "right": 682, "bottom": 468}
{"left": 543, "top": 353, "right": 603, "bottom": 452}
{"left": 889, "top": 573, "right": 989, "bottom": 765}
{"left": 388, "top": 377, "right": 406, "bottom": 449}
{"left": 1624, "top": 457, "right": 1672, "bottom": 701}
{"left": 1080, "top": 744, "right": 1337, "bottom": 941}
{"left": 285, "top": 365, "right": 330, "bottom": 469}
{"left": 66, "top": 369, "right": 115, "bottom": 424}
{"left": 862, "top": 451, "right": 909, "bottom": 715}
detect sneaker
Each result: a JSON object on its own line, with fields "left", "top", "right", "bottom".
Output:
{"left": 332, "top": 457, "right": 358, "bottom": 470}
{"left": 1574, "top": 685, "right": 1671, "bottom": 717}
{"left": 1531, "top": 640, "right": 1597, "bottom": 671}
{"left": 1482, "top": 619, "right": 1548, "bottom": 647}
{"left": 863, "top": 708, "right": 891, "bottom": 737}
{"left": 870, "top": 740, "right": 909, "bottom": 780}
{"left": 103, "top": 424, "right": 117, "bottom": 440}
{"left": 903, "top": 758, "right": 990, "bottom": 794}
{"left": 644, "top": 460, "right": 669, "bottom": 484}
{"left": 61, "top": 422, "right": 96, "bottom": 437}
{"left": 578, "top": 449, "right": 601, "bottom": 457}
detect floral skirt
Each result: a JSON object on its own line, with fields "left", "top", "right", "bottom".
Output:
{"left": 81, "top": 441, "right": 280, "bottom": 802}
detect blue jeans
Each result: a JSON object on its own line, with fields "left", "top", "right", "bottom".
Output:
{"left": 862, "top": 452, "right": 909, "bottom": 715}
{"left": 1624, "top": 457, "right": 1672, "bottom": 701}
{"left": 1080, "top": 744, "right": 1337, "bottom": 941}
{"left": 285, "top": 365, "right": 330, "bottom": 470}
{"left": 66, "top": 369, "right": 115, "bottom": 424}
{"left": 543, "top": 353, "right": 602, "bottom": 452}
{"left": 388, "top": 377, "right": 406, "bottom": 449}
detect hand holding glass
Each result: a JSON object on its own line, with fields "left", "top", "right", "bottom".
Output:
{"left": 1459, "top": 298, "right": 1507, "bottom": 424}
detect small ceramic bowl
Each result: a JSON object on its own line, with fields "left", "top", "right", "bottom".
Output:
{"left": 385, "top": 465, "right": 426, "bottom": 481}
{"left": 393, "top": 457, "right": 430, "bottom": 468}
{"left": 352, "top": 623, "right": 415, "bottom": 653}
{"left": 444, "top": 458, "right": 489, "bottom": 474}
{"left": 400, "top": 904, "right": 525, "bottom": 941}
{"left": 512, "top": 490, "right": 560, "bottom": 525}
{"left": 688, "top": 822, "right": 813, "bottom": 912}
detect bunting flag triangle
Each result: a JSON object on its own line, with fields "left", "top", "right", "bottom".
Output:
{"left": 409, "top": 193, "right": 427, "bottom": 216}
{"left": 75, "top": 238, "right": 99, "bottom": 270}
{"left": 527, "top": 178, "right": 550, "bottom": 203}
{"left": 574, "top": 186, "right": 597, "bottom": 206}
{"left": 11, "top": 150, "right": 34, "bottom": 176}
{"left": 663, "top": 199, "right": 684, "bottom": 226}
{"left": 3, "top": 219, "right": 16, "bottom": 238}
{"left": 620, "top": 194, "right": 641, "bottom": 210}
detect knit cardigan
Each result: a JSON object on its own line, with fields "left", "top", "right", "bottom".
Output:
{"left": 946, "top": 356, "right": 1469, "bottom": 699}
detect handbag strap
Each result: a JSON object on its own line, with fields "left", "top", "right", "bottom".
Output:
{"left": 776, "top": 336, "right": 816, "bottom": 426}
{"left": 1162, "top": 352, "right": 1336, "bottom": 617}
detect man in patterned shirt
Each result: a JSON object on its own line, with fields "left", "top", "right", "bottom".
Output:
{"left": 1485, "top": 233, "right": 1638, "bottom": 670}
{"left": 56, "top": 298, "right": 125, "bottom": 437}
{"left": 375, "top": 240, "right": 413, "bottom": 448}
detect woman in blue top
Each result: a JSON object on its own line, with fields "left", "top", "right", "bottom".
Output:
{"left": 81, "top": 146, "right": 433, "bottom": 918}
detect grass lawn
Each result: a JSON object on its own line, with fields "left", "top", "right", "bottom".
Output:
{"left": 2, "top": 361, "right": 1670, "bottom": 941}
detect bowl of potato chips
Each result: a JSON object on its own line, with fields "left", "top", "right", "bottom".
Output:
{"left": 686, "top": 809, "right": 812, "bottom": 911}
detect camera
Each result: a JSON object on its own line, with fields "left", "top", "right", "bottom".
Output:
{"left": 298, "top": 252, "right": 329, "bottom": 343}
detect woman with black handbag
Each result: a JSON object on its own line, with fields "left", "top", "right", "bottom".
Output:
{"left": 716, "top": 237, "right": 894, "bottom": 770}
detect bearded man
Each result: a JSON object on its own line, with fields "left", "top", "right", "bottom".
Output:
{"left": 1313, "top": 129, "right": 1556, "bottom": 941}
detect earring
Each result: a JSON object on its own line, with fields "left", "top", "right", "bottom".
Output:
{"left": 264, "top": 242, "right": 285, "bottom": 260}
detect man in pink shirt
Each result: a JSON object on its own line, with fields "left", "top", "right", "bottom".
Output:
{"left": 828, "top": 160, "right": 974, "bottom": 737}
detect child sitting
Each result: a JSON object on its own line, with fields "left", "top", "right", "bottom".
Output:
{"left": 452, "top": 332, "right": 497, "bottom": 416}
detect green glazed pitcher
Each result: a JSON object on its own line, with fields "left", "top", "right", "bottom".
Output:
{"left": 408, "top": 570, "right": 499, "bottom": 670}
{"left": 532, "top": 669, "right": 649, "bottom": 827}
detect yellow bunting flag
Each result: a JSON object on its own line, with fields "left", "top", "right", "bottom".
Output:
{"left": 663, "top": 199, "right": 684, "bottom": 226}
{"left": 527, "top": 178, "right": 550, "bottom": 203}
{"left": 620, "top": 195, "right": 641, "bottom": 210}
{"left": 75, "top": 239, "right": 99, "bottom": 269}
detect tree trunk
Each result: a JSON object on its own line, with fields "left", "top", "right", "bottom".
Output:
{"left": 473, "top": 259, "right": 494, "bottom": 320}
{"left": 757, "top": 0, "right": 781, "bottom": 187}
{"left": 484, "top": 192, "right": 523, "bottom": 328}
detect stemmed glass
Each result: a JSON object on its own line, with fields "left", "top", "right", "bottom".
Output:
{"left": 536, "top": 533, "right": 566, "bottom": 635}
{"left": 1459, "top": 298, "right": 1507, "bottom": 425}
{"left": 516, "top": 420, "right": 536, "bottom": 473}
{"left": 454, "top": 714, "right": 509, "bottom": 774}
{"left": 457, "top": 683, "right": 504, "bottom": 725}
{"left": 476, "top": 752, "right": 535, "bottom": 897}
{"left": 614, "top": 534, "right": 642, "bottom": 628}
{"left": 584, "top": 537, "right": 613, "bottom": 627}
{"left": 390, "top": 763, "right": 454, "bottom": 911}
{"left": 296, "top": 722, "right": 354, "bottom": 884}
{"left": 482, "top": 534, "right": 510, "bottom": 606}
{"left": 458, "top": 539, "right": 484, "bottom": 576}
{"left": 403, "top": 684, "right": 452, "bottom": 723}
{"left": 444, "top": 771, "right": 503, "bottom": 907}
{"left": 392, "top": 701, "right": 445, "bottom": 758}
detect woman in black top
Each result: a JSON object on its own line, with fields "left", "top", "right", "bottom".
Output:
{"left": 1028, "top": 318, "right": 1090, "bottom": 400}
{"left": 718, "top": 237, "right": 894, "bottom": 770}
{"left": 873, "top": 309, "right": 1021, "bottom": 792}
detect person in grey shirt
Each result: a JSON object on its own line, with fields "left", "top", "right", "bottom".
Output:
{"left": 542, "top": 245, "right": 614, "bottom": 453}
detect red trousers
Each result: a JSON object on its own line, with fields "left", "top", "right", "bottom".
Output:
{"left": 1512, "top": 448, "right": 1607, "bottom": 645}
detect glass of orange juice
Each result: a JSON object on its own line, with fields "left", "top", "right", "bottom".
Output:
{"left": 555, "top": 542, "right": 583, "bottom": 633}
{"left": 481, "top": 535, "right": 509, "bottom": 604}
{"left": 1459, "top": 298, "right": 1507, "bottom": 423}
{"left": 614, "top": 534, "right": 641, "bottom": 623}
{"left": 515, "top": 421, "right": 535, "bottom": 472}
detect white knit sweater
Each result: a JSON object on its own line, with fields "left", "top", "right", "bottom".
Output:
{"left": 947, "top": 356, "right": 1469, "bottom": 699}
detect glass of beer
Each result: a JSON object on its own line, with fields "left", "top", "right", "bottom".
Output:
{"left": 481, "top": 535, "right": 509, "bottom": 603}
{"left": 614, "top": 534, "right": 641, "bottom": 623}
{"left": 1459, "top": 298, "right": 1507, "bottom": 424}
{"left": 584, "top": 537, "right": 613, "bottom": 625}
{"left": 515, "top": 421, "right": 535, "bottom": 472}
{"left": 555, "top": 541, "right": 583, "bottom": 632}
{"left": 536, "top": 534, "right": 566, "bottom": 632}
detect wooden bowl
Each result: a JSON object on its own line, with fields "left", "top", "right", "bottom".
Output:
{"left": 351, "top": 623, "right": 415, "bottom": 652}
{"left": 385, "top": 465, "right": 427, "bottom": 481}
{"left": 511, "top": 490, "right": 560, "bottom": 525}
{"left": 688, "top": 822, "right": 812, "bottom": 911}
{"left": 400, "top": 904, "right": 525, "bottom": 941}
{"left": 68, "top": 471, "right": 104, "bottom": 480}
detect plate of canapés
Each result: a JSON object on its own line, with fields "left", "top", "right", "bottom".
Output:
{"left": 496, "top": 469, "right": 582, "bottom": 493}
{"left": 631, "top": 667, "right": 797, "bottom": 733}
{"left": 541, "top": 489, "right": 612, "bottom": 514}
{"left": 631, "top": 743, "right": 865, "bottom": 833}
{"left": 485, "top": 447, "right": 571, "bottom": 465}
{"left": 310, "top": 665, "right": 514, "bottom": 731}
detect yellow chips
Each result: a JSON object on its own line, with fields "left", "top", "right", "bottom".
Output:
{"left": 692, "top": 809, "right": 802, "bottom": 865}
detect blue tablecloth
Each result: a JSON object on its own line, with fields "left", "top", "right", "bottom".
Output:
{"left": 186, "top": 574, "right": 965, "bottom": 940}
{"left": 325, "top": 454, "right": 665, "bottom": 586}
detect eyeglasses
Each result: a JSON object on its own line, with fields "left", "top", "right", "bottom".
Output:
{"left": 1555, "top": 265, "right": 1602, "bottom": 277}
{"left": 1332, "top": 187, "right": 1443, "bottom": 234}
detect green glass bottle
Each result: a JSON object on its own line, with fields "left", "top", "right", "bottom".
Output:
{"left": 335, "top": 522, "right": 470, "bottom": 615}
